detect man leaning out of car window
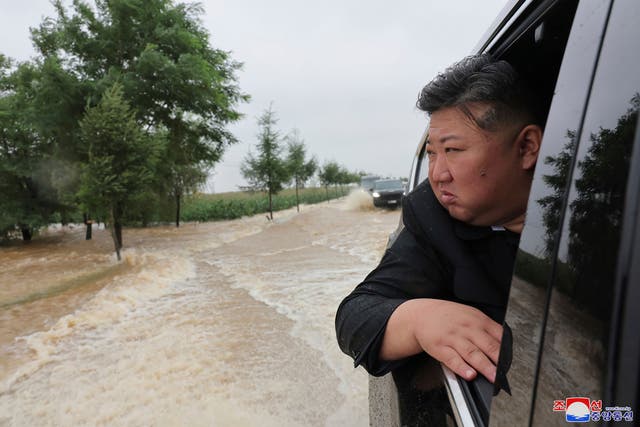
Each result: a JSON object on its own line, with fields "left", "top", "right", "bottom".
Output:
{"left": 335, "top": 54, "right": 543, "bottom": 383}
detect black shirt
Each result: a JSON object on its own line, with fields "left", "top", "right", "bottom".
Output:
{"left": 335, "top": 181, "right": 520, "bottom": 376}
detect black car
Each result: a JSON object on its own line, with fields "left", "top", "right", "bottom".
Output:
{"left": 372, "top": 179, "right": 406, "bottom": 208}
{"left": 370, "top": 0, "right": 640, "bottom": 426}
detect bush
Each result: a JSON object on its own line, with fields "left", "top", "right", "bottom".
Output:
{"left": 181, "top": 187, "right": 345, "bottom": 222}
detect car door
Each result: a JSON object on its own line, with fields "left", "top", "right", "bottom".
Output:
{"left": 487, "top": 1, "right": 611, "bottom": 425}
{"left": 369, "top": 0, "right": 640, "bottom": 425}
{"left": 491, "top": 0, "right": 640, "bottom": 425}
{"left": 526, "top": 1, "right": 640, "bottom": 424}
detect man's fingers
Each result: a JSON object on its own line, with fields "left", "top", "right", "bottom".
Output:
{"left": 412, "top": 301, "right": 504, "bottom": 383}
{"left": 458, "top": 339, "right": 497, "bottom": 383}
{"left": 467, "top": 311, "right": 503, "bottom": 364}
{"left": 437, "top": 346, "right": 477, "bottom": 381}
{"left": 484, "top": 320, "right": 504, "bottom": 342}
{"left": 473, "top": 331, "right": 502, "bottom": 365}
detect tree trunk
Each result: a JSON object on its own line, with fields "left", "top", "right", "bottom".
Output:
{"left": 268, "top": 191, "right": 273, "bottom": 220}
{"left": 175, "top": 193, "right": 181, "bottom": 228}
{"left": 115, "top": 203, "right": 123, "bottom": 250}
{"left": 115, "top": 220, "right": 123, "bottom": 249}
{"left": 325, "top": 186, "right": 329, "bottom": 203}
{"left": 83, "top": 213, "right": 93, "bottom": 240}
{"left": 21, "top": 227, "right": 32, "bottom": 241}
{"left": 110, "top": 206, "right": 122, "bottom": 261}
{"left": 295, "top": 180, "right": 300, "bottom": 212}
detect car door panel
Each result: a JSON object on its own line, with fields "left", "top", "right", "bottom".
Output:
{"left": 530, "top": 1, "right": 640, "bottom": 424}
{"left": 489, "top": 1, "right": 611, "bottom": 425}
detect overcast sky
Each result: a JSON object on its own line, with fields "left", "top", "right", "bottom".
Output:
{"left": 1, "top": 0, "right": 507, "bottom": 193}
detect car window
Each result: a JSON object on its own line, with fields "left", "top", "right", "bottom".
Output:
{"left": 374, "top": 180, "right": 403, "bottom": 190}
{"left": 490, "top": 2, "right": 611, "bottom": 426}
{"left": 415, "top": 142, "right": 429, "bottom": 187}
{"left": 530, "top": 1, "right": 640, "bottom": 425}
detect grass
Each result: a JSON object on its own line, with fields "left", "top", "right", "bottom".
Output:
{"left": 181, "top": 186, "right": 349, "bottom": 222}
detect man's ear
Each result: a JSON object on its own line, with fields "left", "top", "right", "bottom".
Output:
{"left": 516, "top": 124, "right": 542, "bottom": 170}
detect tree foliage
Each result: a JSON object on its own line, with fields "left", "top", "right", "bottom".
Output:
{"left": 0, "top": 0, "right": 248, "bottom": 243}
{"left": 318, "top": 161, "right": 340, "bottom": 188}
{"left": 336, "top": 166, "right": 361, "bottom": 186}
{"left": 318, "top": 161, "right": 361, "bottom": 200}
{"left": 241, "top": 105, "right": 290, "bottom": 219}
{"left": 0, "top": 58, "right": 67, "bottom": 239}
{"left": 285, "top": 129, "right": 317, "bottom": 212}
{"left": 78, "top": 83, "right": 162, "bottom": 259}
{"left": 30, "top": 0, "right": 248, "bottom": 225}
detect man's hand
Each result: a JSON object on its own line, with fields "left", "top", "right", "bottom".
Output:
{"left": 380, "top": 299, "right": 503, "bottom": 382}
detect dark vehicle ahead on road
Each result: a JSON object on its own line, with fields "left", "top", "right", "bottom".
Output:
{"left": 372, "top": 179, "right": 405, "bottom": 208}
{"left": 371, "top": 0, "right": 640, "bottom": 426}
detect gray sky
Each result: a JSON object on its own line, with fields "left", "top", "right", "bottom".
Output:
{"left": 1, "top": 0, "right": 507, "bottom": 193}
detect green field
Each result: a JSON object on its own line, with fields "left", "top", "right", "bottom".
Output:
{"left": 181, "top": 186, "right": 349, "bottom": 222}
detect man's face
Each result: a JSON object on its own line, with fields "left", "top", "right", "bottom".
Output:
{"left": 426, "top": 104, "right": 531, "bottom": 228}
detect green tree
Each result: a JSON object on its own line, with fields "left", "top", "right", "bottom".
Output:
{"left": 318, "top": 161, "right": 341, "bottom": 201}
{"left": 78, "top": 83, "right": 162, "bottom": 260}
{"left": 241, "top": 106, "right": 289, "bottom": 220}
{"left": 335, "top": 166, "right": 360, "bottom": 195}
{"left": 31, "top": 0, "right": 248, "bottom": 226}
{"left": 0, "top": 57, "right": 69, "bottom": 240}
{"left": 285, "top": 129, "right": 317, "bottom": 212}
{"left": 167, "top": 163, "right": 208, "bottom": 227}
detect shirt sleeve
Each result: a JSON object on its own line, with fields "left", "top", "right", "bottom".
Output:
{"left": 335, "top": 224, "right": 451, "bottom": 376}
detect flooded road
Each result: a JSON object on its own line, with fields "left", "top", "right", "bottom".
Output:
{"left": 0, "top": 192, "right": 400, "bottom": 426}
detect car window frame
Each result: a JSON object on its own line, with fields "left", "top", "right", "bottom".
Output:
{"left": 407, "top": 129, "right": 429, "bottom": 193}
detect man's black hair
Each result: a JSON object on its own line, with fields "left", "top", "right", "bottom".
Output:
{"left": 416, "top": 54, "right": 542, "bottom": 131}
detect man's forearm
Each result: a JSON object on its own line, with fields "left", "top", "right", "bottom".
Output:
{"left": 379, "top": 299, "right": 428, "bottom": 361}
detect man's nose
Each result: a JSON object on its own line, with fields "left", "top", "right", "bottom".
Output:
{"left": 430, "top": 155, "right": 452, "bottom": 182}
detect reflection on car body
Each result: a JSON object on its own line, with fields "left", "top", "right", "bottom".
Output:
{"left": 370, "top": 0, "right": 640, "bottom": 425}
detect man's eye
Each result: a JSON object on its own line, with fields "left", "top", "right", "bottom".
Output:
{"left": 444, "top": 147, "right": 461, "bottom": 153}
{"left": 426, "top": 151, "right": 435, "bottom": 157}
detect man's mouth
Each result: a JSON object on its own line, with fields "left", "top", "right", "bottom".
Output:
{"left": 440, "top": 190, "right": 456, "bottom": 204}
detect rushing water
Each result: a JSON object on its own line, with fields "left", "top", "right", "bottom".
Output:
{"left": 0, "top": 191, "right": 400, "bottom": 426}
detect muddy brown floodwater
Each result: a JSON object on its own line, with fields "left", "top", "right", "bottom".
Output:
{"left": 0, "top": 191, "right": 400, "bottom": 426}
